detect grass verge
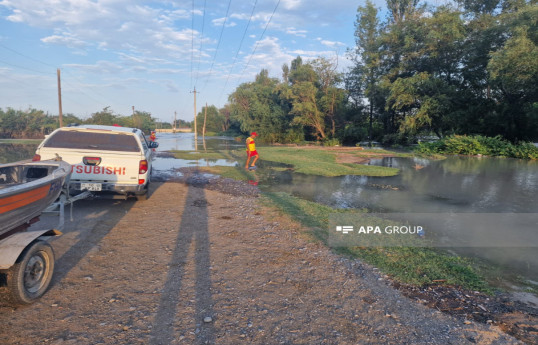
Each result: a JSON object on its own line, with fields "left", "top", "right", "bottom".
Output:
{"left": 261, "top": 146, "right": 399, "bottom": 176}
{"left": 261, "top": 192, "right": 492, "bottom": 293}
{"left": 170, "top": 146, "right": 401, "bottom": 177}
{"left": 0, "top": 139, "right": 42, "bottom": 145}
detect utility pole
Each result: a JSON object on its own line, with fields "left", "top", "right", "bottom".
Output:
{"left": 132, "top": 106, "right": 138, "bottom": 128}
{"left": 191, "top": 87, "right": 198, "bottom": 150}
{"left": 57, "top": 69, "right": 63, "bottom": 127}
{"left": 203, "top": 102, "right": 207, "bottom": 138}
{"left": 174, "top": 111, "right": 177, "bottom": 132}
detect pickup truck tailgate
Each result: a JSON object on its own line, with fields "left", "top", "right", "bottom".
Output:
{"left": 50, "top": 150, "right": 144, "bottom": 184}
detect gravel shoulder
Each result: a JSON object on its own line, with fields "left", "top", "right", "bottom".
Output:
{"left": 0, "top": 173, "right": 533, "bottom": 344}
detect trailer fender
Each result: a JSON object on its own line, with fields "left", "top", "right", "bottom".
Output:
{"left": 0, "top": 230, "right": 61, "bottom": 270}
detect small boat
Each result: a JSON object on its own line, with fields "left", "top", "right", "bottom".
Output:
{"left": 0, "top": 159, "right": 71, "bottom": 238}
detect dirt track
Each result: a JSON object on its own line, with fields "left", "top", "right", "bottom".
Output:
{"left": 0, "top": 179, "right": 528, "bottom": 344}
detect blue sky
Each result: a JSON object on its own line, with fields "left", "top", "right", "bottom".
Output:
{"left": 0, "top": 0, "right": 387, "bottom": 123}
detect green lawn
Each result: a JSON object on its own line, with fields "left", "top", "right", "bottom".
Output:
{"left": 171, "top": 145, "right": 400, "bottom": 177}
{"left": 0, "top": 139, "right": 42, "bottom": 145}
{"left": 260, "top": 146, "right": 400, "bottom": 176}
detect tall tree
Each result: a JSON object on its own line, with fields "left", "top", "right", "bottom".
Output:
{"left": 288, "top": 81, "right": 326, "bottom": 140}
{"left": 311, "top": 57, "right": 346, "bottom": 137}
{"left": 386, "top": 0, "right": 420, "bottom": 23}
{"left": 353, "top": 0, "right": 381, "bottom": 141}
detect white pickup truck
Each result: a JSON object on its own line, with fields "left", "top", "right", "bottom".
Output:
{"left": 33, "top": 124, "right": 158, "bottom": 200}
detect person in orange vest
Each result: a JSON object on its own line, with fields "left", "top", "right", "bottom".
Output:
{"left": 149, "top": 131, "right": 156, "bottom": 142}
{"left": 245, "top": 132, "right": 259, "bottom": 170}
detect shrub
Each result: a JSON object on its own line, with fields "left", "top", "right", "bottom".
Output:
{"left": 322, "top": 138, "right": 341, "bottom": 147}
{"left": 415, "top": 135, "right": 538, "bottom": 159}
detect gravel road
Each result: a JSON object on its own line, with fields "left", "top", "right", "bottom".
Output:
{"left": 0, "top": 178, "right": 529, "bottom": 344}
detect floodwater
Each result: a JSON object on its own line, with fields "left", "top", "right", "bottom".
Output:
{"left": 151, "top": 134, "right": 538, "bottom": 291}
{"left": 3, "top": 133, "right": 537, "bottom": 293}
{"left": 151, "top": 133, "right": 240, "bottom": 178}
{"left": 260, "top": 155, "right": 538, "bottom": 286}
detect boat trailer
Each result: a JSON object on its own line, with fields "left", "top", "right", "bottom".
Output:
{"left": 0, "top": 191, "right": 91, "bottom": 305}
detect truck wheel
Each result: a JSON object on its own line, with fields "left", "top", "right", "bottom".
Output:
{"left": 6, "top": 241, "right": 55, "bottom": 305}
{"left": 136, "top": 190, "right": 148, "bottom": 201}
{"left": 136, "top": 180, "right": 150, "bottom": 201}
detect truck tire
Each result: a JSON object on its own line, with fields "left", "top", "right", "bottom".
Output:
{"left": 136, "top": 174, "right": 150, "bottom": 201}
{"left": 6, "top": 240, "right": 55, "bottom": 305}
{"left": 136, "top": 189, "right": 148, "bottom": 201}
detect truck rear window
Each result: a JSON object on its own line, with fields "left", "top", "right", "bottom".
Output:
{"left": 44, "top": 131, "right": 140, "bottom": 152}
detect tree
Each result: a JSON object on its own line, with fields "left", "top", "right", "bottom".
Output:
{"left": 311, "top": 57, "right": 346, "bottom": 137}
{"left": 288, "top": 81, "right": 326, "bottom": 140}
{"left": 288, "top": 56, "right": 317, "bottom": 84}
{"left": 196, "top": 105, "right": 224, "bottom": 134}
{"left": 386, "top": 0, "right": 420, "bottom": 24}
{"left": 353, "top": 0, "right": 382, "bottom": 141}
{"left": 229, "top": 69, "right": 296, "bottom": 142}
{"left": 488, "top": 24, "right": 538, "bottom": 140}
{"left": 87, "top": 107, "right": 118, "bottom": 125}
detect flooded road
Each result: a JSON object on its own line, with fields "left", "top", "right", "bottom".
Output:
{"left": 151, "top": 133, "right": 240, "bottom": 179}
{"left": 151, "top": 134, "right": 538, "bottom": 289}
{"left": 3, "top": 133, "right": 537, "bottom": 292}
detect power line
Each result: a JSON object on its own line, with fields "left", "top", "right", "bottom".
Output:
{"left": 0, "top": 43, "right": 123, "bottom": 109}
{"left": 60, "top": 68, "right": 131, "bottom": 110}
{"left": 201, "top": 0, "right": 233, "bottom": 93}
{"left": 190, "top": 0, "right": 195, "bottom": 90}
{"left": 194, "top": 0, "right": 207, "bottom": 89}
{"left": 0, "top": 59, "right": 53, "bottom": 75}
{"left": 239, "top": 0, "right": 281, "bottom": 78}
{"left": 0, "top": 71, "right": 53, "bottom": 91}
{"left": 61, "top": 78, "right": 107, "bottom": 107}
{"left": 0, "top": 43, "right": 57, "bottom": 69}
{"left": 219, "top": 0, "right": 258, "bottom": 102}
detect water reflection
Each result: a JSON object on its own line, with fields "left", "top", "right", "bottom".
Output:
{"left": 155, "top": 132, "right": 243, "bottom": 152}
{"left": 151, "top": 133, "right": 240, "bottom": 177}
{"left": 261, "top": 156, "right": 538, "bottom": 214}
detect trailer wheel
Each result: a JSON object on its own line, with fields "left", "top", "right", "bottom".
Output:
{"left": 7, "top": 240, "right": 55, "bottom": 305}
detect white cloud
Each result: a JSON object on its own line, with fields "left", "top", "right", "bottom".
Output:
{"left": 41, "top": 32, "right": 88, "bottom": 48}
{"left": 281, "top": 0, "right": 302, "bottom": 10}
{"left": 0, "top": 0, "right": 362, "bottom": 117}
{"left": 286, "top": 27, "right": 307, "bottom": 37}
{"left": 212, "top": 17, "right": 237, "bottom": 27}
{"left": 238, "top": 36, "right": 294, "bottom": 78}
{"left": 64, "top": 60, "right": 124, "bottom": 74}
{"left": 316, "top": 38, "right": 345, "bottom": 48}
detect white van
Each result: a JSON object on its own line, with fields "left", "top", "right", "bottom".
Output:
{"left": 33, "top": 125, "right": 157, "bottom": 200}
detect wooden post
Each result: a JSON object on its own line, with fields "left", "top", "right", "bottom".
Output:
{"left": 57, "top": 69, "right": 63, "bottom": 128}
{"left": 192, "top": 88, "right": 198, "bottom": 150}
{"left": 203, "top": 102, "right": 207, "bottom": 138}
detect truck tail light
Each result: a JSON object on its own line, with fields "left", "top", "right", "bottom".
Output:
{"left": 139, "top": 179, "right": 145, "bottom": 185}
{"left": 139, "top": 160, "right": 148, "bottom": 174}
{"left": 32, "top": 154, "right": 41, "bottom": 161}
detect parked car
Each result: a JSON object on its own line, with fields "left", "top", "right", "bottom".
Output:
{"left": 33, "top": 124, "right": 158, "bottom": 200}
